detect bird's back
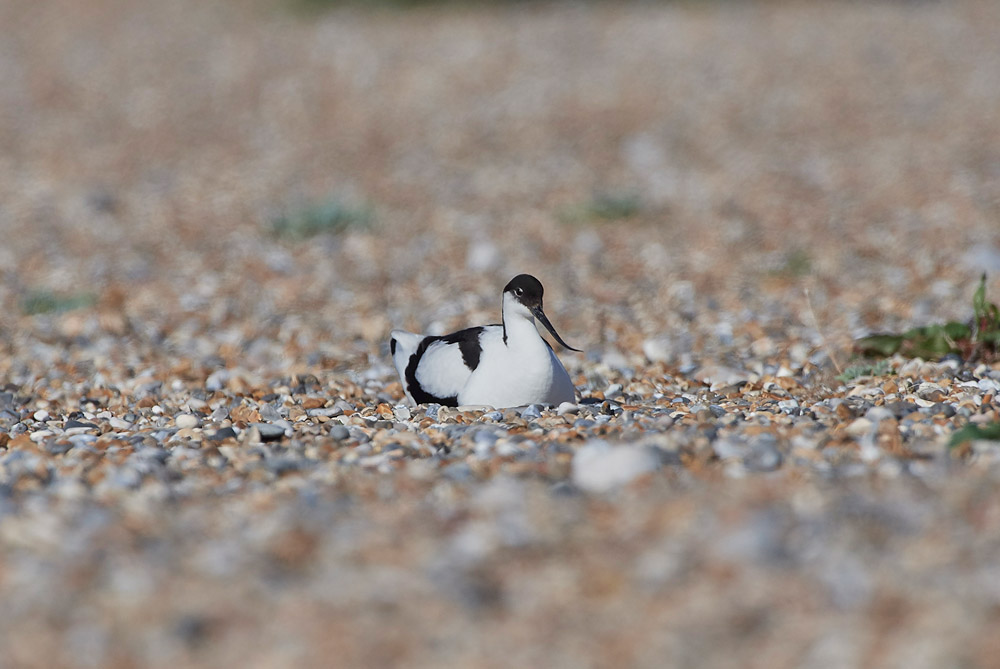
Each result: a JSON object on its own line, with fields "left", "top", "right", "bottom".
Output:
{"left": 390, "top": 328, "right": 487, "bottom": 406}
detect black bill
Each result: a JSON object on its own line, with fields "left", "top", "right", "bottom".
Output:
{"left": 532, "top": 306, "right": 582, "bottom": 352}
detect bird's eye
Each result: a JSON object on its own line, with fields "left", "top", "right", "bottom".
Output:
{"left": 514, "top": 287, "right": 523, "bottom": 296}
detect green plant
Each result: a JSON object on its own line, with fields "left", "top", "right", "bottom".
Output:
{"left": 560, "top": 191, "right": 643, "bottom": 224}
{"left": 20, "top": 290, "right": 97, "bottom": 315}
{"left": 949, "top": 422, "right": 1000, "bottom": 449}
{"left": 270, "top": 198, "right": 373, "bottom": 241}
{"left": 774, "top": 249, "right": 812, "bottom": 277}
{"left": 856, "top": 274, "right": 1000, "bottom": 361}
{"left": 835, "top": 359, "right": 893, "bottom": 383}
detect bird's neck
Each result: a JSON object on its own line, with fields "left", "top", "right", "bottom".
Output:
{"left": 502, "top": 313, "right": 544, "bottom": 350}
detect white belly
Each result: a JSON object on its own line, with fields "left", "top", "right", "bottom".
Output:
{"left": 458, "top": 331, "right": 576, "bottom": 408}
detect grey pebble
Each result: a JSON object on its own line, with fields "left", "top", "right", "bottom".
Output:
{"left": 259, "top": 404, "right": 283, "bottom": 422}
{"left": 744, "top": 436, "right": 783, "bottom": 472}
{"left": 329, "top": 425, "right": 351, "bottom": 441}
{"left": 521, "top": 404, "right": 543, "bottom": 420}
{"left": 64, "top": 419, "right": 99, "bottom": 431}
{"left": 713, "top": 437, "right": 747, "bottom": 460}
{"left": 207, "top": 427, "right": 238, "bottom": 442}
{"left": 885, "top": 402, "right": 919, "bottom": 418}
{"left": 306, "top": 407, "right": 343, "bottom": 418}
{"left": 252, "top": 423, "right": 287, "bottom": 442}
{"left": 265, "top": 457, "right": 313, "bottom": 475}
{"left": 927, "top": 403, "right": 957, "bottom": 418}
{"left": 442, "top": 461, "right": 474, "bottom": 481}
{"left": 865, "top": 406, "right": 896, "bottom": 423}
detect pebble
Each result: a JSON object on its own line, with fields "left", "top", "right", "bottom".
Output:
{"left": 865, "top": 407, "right": 896, "bottom": 423}
{"left": 175, "top": 414, "right": 200, "bottom": 429}
{"left": 556, "top": 402, "right": 580, "bottom": 416}
{"left": 207, "top": 427, "right": 238, "bottom": 442}
{"left": 306, "top": 407, "right": 343, "bottom": 418}
{"left": 744, "top": 436, "right": 783, "bottom": 472}
{"left": 329, "top": 425, "right": 351, "bottom": 441}
{"left": 572, "top": 441, "right": 659, "bottom": 493}
{"left": 252, "top": 423, "right": 287, "bottom": 442}
{"left": 521, "top": 405, "right": 542, "bottom": 420}
{"left": 845, "top": 418, "right": 874, "bottom": 437}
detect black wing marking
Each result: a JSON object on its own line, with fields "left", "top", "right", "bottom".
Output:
{"left": 440, "top": 326, "right": 486, "bottom": 371}
{"left": 404, "top": 336, "right": 459, "bottom": 406}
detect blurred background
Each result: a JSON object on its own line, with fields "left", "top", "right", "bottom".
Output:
{"left": 2, "top": 0, "right": 999, "bottom": 385}
{"left": 2, "top": 1, "right": 1000, "bottom": 667}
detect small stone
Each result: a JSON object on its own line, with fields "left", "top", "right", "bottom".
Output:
{"left": 306, "top": 407, "right": 343, "bottom": 418}
{"left": 979, "top": 378, "right": 1000, "bottom": 394}
{"left": 329, "top": 425, "right": 351, "bottom": 441}
{"left": 884, "top": 401, "right": 919, "bottom": 418}
{"left": 442, "top": 461, "right": 473, "bottom": 481}
{"left": 556, "top": 402, "right": 580, "bottom": 416}
{"left": 252, "top": 423, "right": 286, "bottom": 442}
{"left": 776, "top": 399, "right": 799, "bottom": 413}
{"left": 108, "top": 417, "right": 133, "bottom": 431}
{"left": 744, "top": 436, "right": 783, "bottom": 472}
{"left": 259, "top": 404, "right": 283, "bottom": 422}
{"left": 207, "top": 427, "right": 238, "bottom": 442}
{"left": 572, "top": 441, "right": 658, "bottom": 493}
{"left": 33, "top": 410, "right": 50, "bottom": 422}
{"left": 457, "top": 405, "right": 493, "bottom": 413}
{"left": 175, "top": 414, "right": 200, "bottom": 429}
{"left": 64, "top": 419, "right": 99, "bottom": 431}
{"left": 928, "top": 402, "right": 957, "bottom": 418}
{"left": 642, "top": 337, "right": 673, "bottom": 363}
{"left": 521, "top": 405, "right": 542, "bottom": 420}
{"left": 604, "top": 384, "right": 623, "bottom": 400}
{"left": 865, "top": 406, "right": 896, "bottom": 423}
{"left": 845, "top": 418, "right": 874, "bottom": 437}
{"left": 393, "top": 405, "right": 412, "bottom": 421}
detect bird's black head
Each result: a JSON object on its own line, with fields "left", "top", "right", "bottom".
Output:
{"left": 503, "top": 273, "right": 544, "bottom": 308}
{"left": 501, "top": 273, "right": 581, "bottom": 352}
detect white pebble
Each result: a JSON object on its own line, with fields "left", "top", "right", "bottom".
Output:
{"left": 32, "top": 410, "right": 49, "bottom": 422}
{"left": 556, "top": 402, "right": 580, "bottom": 416}
{"left": 175, "top": 414, "right": 200, "bottom": 429}
{"left": 845, "top": 418, "right": 874, "bottom": 437}
{"left": 108, "top": 417, "right": 133, "bottom": 431}
{"left": 572, "top": 441, "right": 658, "bottom": 493}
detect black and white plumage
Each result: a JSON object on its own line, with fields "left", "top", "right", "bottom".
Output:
{"left": 389, "top": 274, "right": 581, "bottom": 409}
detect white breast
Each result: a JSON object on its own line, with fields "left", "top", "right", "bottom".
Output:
{"left": 458, "top": 328, "right": 575, "bottom": 408}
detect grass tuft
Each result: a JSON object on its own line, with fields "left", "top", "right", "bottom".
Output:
{"left": 560, "top": 191, "right": 643, "bottom": 224}
{"left": 949, "top": 422, "right": 1000, "bottom": 449}
{"left": 835, "top": 359, "right": 893, "bottom": 383}
{"left": 20, "top": 290, "right": 98, "bottom": 316}
{"left": 856, "top": 274, "right": 1000, "bottom": 362}
{"left": 270, "top": 198, "right": 373, "bottom": 241}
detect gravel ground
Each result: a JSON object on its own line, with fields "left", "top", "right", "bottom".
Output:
{"left": 2, "top": 0, "right": 1000, "bottom": 666}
